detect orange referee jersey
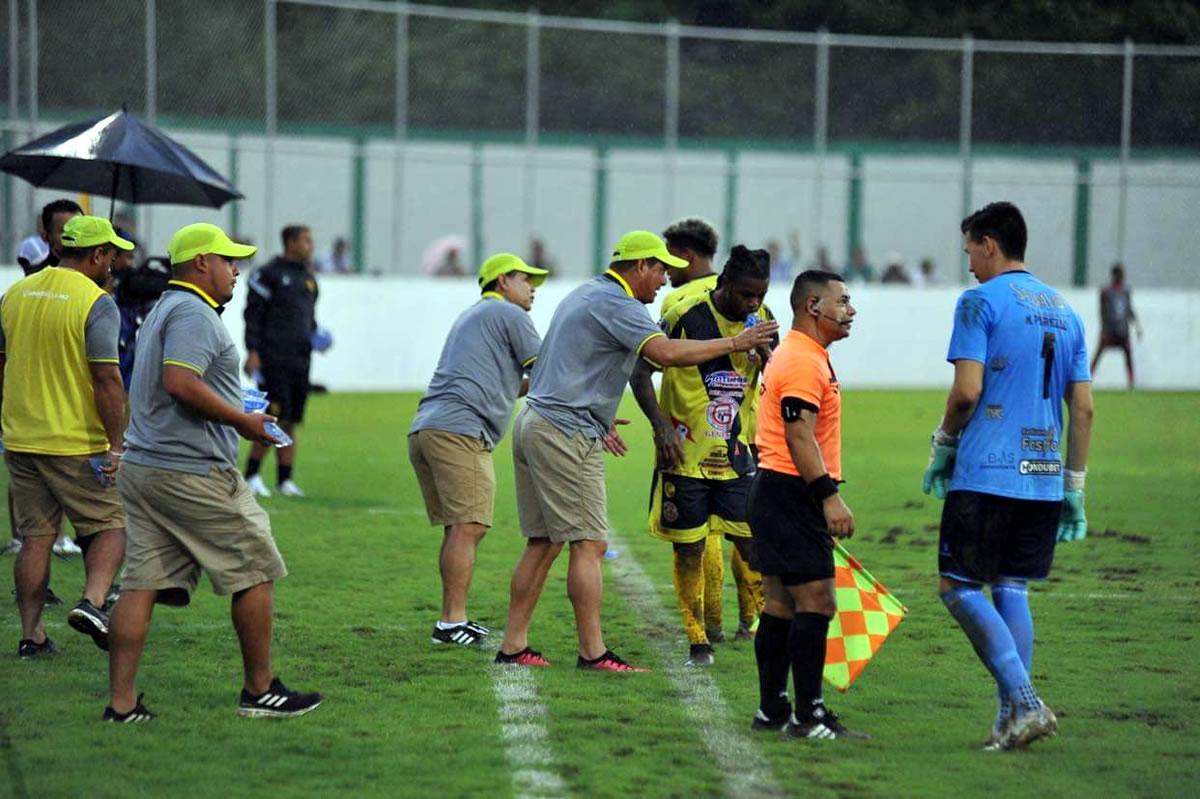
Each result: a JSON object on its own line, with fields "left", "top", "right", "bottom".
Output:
{"left": 755, "top": 329, "right": 842, "bottom": 480}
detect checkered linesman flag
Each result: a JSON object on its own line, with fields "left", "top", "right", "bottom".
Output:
{"left": 823, "top": 542, "right": 908, "bottom": 692}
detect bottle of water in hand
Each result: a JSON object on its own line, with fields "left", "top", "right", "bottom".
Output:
{"left": 745, "top": 313, "right": 760, "bottom": 364}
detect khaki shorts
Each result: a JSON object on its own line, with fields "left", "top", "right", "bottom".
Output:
{"left": 119, "top": 461, "right": 287, "bottom": 599}
{"left": 512, "top": 407, "right": 607, "bottom": 544}
{"left": 407, "top": 429, "right": 495, "bottom": 527}
{"left": 4, "top": 451, "right": 125, "bottom": 537}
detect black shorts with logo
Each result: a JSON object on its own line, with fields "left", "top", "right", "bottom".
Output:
{"left": 747, "top": 468, "right": 834, "bottom": 584}
{"left": 938, "top": 489, "right": 1062, "bottom": 584}
{"left": 260, "top": 364, "right": 311, "bottom": 423}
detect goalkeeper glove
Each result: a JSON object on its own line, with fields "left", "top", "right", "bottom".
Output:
{"left": 1057, "top": 469, "right": 1088, "bottom": 542}
{"left": 921, "top": 422, "right": 959, "bottom": 500}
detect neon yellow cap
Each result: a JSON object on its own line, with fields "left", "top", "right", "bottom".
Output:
{"left": 168, "top": 223, "right": 257, "bottom": 265}
{"left": 477, "top": 252, "right": 549, "bottom": 289}
{"left": 609, "top": 230, "right": 687, "bottom": 268}
{"left": 60, "top": 215, "right": 134, "bottom": 251}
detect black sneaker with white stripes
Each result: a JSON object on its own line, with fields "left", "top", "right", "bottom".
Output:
{"left": 102, "top": 694, "right": 156, "bottom": 723}
{"left": 431, "top": 620, "right": 488, "bottom": 646}
{"left": 67, "top": 599, "right": 110, "bottom": 651}
{"left": 238, "top": 677, "right": 323, "bottom": 719}
{"left": 783, "top": 704, "right": 869, "bottom": 740}
{"left": 18, "top": 637, "right": 58, "bottom": 659}
{"left": 751, "top": 702, "right": 792, "bottom": 732}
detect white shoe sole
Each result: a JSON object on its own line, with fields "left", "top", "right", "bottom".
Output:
{"left": 237, "top": 699, "right": 322, "bottom": 719}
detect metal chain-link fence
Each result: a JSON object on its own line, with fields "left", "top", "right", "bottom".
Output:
{"left": 2, "top": 0, "right": 1198, "bottom": 286}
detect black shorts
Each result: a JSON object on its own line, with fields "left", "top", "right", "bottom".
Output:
{"left": 747, "top": 469, "right": 833, "bottom": 584}
{"left": 938, "top": 490, "right": 1061, "bottom": 584}
{"left": 649, "top": 472, "right": 751, "bottom": 543}
{"left": 260, "top": 365, "right": 310, "bottom": 423}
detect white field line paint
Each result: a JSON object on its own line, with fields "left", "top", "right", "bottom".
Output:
{"left": 490, "top": 666, "right": 569, "bottom": 799}
{"left": 605, "top": 529, "right": 786, "bottom": 798}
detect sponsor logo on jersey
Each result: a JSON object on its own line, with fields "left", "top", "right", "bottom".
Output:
{"left": 1018, "top": 459, "right": 1062, "bottom": 476}
{"left": 704, "top": 370, "right": 748, "bottom": 393}
{"left": 706, "top": 397, "right": 739, "bottom": 438}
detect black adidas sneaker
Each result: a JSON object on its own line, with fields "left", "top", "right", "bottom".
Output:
{"left": 102, "top": 694, "right": 156, "bottom": 723}
{"left": 238, "top": 677, "right": 323, "bottom": 719}
{"left": 784, "top": 704, "right": 869, "bottom": 740}
{"left": 431, "top": 621, "right": 488, "bottom": 646}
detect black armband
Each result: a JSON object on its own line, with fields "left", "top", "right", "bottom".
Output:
{"left": 781, "top": 397, "right": 818, "bottom": 422}
{"left": 807, "top": 474, "right": 839, "bottom": 502}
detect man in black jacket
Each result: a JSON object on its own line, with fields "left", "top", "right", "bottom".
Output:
{"left": 243, "top": 225, "right": 318, "bottom": 498}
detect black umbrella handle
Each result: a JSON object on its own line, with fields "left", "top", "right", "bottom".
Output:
{"left": 110, "top": 164, "right": 120, "bottom": 220}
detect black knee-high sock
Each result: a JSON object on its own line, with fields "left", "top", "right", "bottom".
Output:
{"left": 754, "top": 612, "right": 792, "bottom": 717}
{"left": 278, "top": 464, "right": 292, "bottom": 485}
{"left": 789, "top": 612, "right": 831, "bottom": 719}
{"left": 245, "top": 457, "right": 262, "bottom": 478}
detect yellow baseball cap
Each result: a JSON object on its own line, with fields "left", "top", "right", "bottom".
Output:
{"left": 60, "top": 215, "right": 134, "bottom": 251}
{"left": 168, "top": 223, "right": 257, "bottom": 265}
{"left": 610, "top": 230, "right": 688, "bottom": 268}
{"left": 477, "top": 252, "right": 549, "bottom": 289}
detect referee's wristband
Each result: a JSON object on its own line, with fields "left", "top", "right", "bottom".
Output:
{"left": 807, "top": 474, "right": 839, "bottom": 502}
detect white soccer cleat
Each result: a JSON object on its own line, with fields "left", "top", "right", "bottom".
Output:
{"left": 1001, "top": 702, "right": 1057, "bottom": 749}
{"left": 246, "top": 474, "right": 272, "bottom": 498}
{"left": 277, "top": 480, "right": 305, "bottom": 498}
{"left": 53, "top": 536, "right": 82, "bottom": 557}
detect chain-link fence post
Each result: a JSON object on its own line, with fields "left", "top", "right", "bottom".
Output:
{"left": 523, "top": 9, "right": 539, "bottom": 242}
{"left": 392, "top": 2, "right": 408, "bottom": 274}
{"left": 1117, "top": 37, "right": 1134, "bottom": 267}
{"left": 25, "top": 0, "right": 36, "bottom": 228}
{"left": 959, "top": 33, "right": 974, "bottom": 285}
{"left": 812, "top": 28, "right": 829, "bottom": 254}
{"left": 5, "top": 0, "right": 19, "bottom": 258}
{"left": 263, "top": 0, "right": 276, "bottom": 256}
{"left": 143, "top": 0, "right": 156, "bottom": 245}
{"left": 663, "top": 18, "right": 679, "bottom": 224}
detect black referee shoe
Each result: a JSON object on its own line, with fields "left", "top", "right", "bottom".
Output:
{"left": 751, "top": 703, "right": 792, "bottom": 732}
{"left": 17, "top": 637, "right": 58, "bottom": 659}
{"left": 68, "top": 599, "right": 110, "bottom": 651}
{"left": 238, "top": 677, "right": 323, "bottom": 719}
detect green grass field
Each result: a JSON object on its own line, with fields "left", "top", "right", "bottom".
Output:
{"left": 2, "top": 390, "right": 1198, "bottom": 798}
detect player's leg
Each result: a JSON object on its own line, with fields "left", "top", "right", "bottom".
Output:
{"left": 439, "top": 523, "right": 488, "bottom": 623}
{"left": 990, "top": 579, "right": 1033, "bottom": 740}
{"left": 275, "top": 369, "right": 310, "bottom": 494}
{"left": 752, "top": 574, "right": 794, "bottom": 729}
{"left": 650, "top": 473, "right": 714, "bottom": 663}
{"left": 1121, "top": 337, "right": 1134, "bottom": 388}
{"left": 1089, "top": 336, "right": 1104, "bottom": 375}
{"left": 14, "top": 532, "right": 54, "bottom": 644}
{"left": 701, "top": 534, "right": 725, "bottom": 642}
{"left": 79, "top": 528, "right": 125, "bottom": 607}
{"left": 567, "top": 537, "right": 608, "bottom": 659}
{"left": 8, "top": 454, "right": 61, "bottom": 650}
{"left": 231, "top": 581, "right": 275, "bottom": 695}
{"left": 714, "top": 475, "right": 762, "bottom": 639}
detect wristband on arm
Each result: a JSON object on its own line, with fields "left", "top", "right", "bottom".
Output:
{"left": 808, "top": 473, "right": 839, "bottom": 501}
{"left": 1064, "top": 468, "right": 1086, "bottom": 491}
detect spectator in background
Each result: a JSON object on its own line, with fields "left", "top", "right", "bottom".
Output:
{"left": 423, "top": 236, "right": 468, "bottom": 278}
{"left": 843, "top": 245, "right": 875, "bottom": 283}
{"left": 316, "top": 237, "right": 352, "bottom": 274}
{"left": 113, "top": 208, "right": 137, "bottom": 239}
{"left": 16, "top": 236, "right": 49, "bottom": 275}
{"left": 35, "top": 198, "right": 83, "bottom": 272}
{"left": 767, "top": 230, "right": 801, "bottom": 283}
{"left": 880, "top": 252, "right": 912, "bottom": 285}
{"left": 915, "top": 257, "right": 940, "bottom": 288}
{"left": 527, "top": 236, "right": 558, "bottom": 273}
{"left": 243, "top": 225, "right": 319, "bottom": 498}
{"left": 1090, "top": 263, "right": 1142, "bottom": 389}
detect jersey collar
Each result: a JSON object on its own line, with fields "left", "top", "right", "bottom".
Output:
{"left": 480, "top": 291, "right": 504, "bottom": 301}
{"left": 602, "top": 269, "right": 635, "bottom": 298}
{"left": 166, "top": 279, "right": 224, "bottom": 315}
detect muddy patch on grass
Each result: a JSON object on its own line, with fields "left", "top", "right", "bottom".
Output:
{"left": 880, "top": 526, "right": 908, "bottom": 544}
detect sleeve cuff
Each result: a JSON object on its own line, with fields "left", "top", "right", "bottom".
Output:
{"left": 87, "top": 357, "right": 119, "bottom": 364}
{"left": 163, "top": 359, "right": 204, "bottom": 376}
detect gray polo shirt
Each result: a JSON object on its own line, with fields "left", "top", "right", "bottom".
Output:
{"left": 123, "top": 284, "right": 241, "bottom": 475}
{"left": 410, "top": 294, "right": 542, "bottom": 449}
{"left": 526, "top": 273, "right": 663, "bottom": 438}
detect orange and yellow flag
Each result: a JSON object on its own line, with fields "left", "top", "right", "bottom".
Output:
{"left": 824, "top": 542, "right": 907, "bottom": 692}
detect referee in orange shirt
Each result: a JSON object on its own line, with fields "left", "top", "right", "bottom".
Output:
{"left": 748, "top": 269, "right": 866, "bottom": 740}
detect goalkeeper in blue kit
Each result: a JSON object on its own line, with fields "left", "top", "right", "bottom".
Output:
{"left": 923, "top": 202, "right": 1094, "bottom": 750}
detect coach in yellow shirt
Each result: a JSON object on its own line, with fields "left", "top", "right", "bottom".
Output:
{"left": 1, "top": 215, "right": 131, "bottom": 659}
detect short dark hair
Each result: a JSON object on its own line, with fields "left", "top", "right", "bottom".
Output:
{"left": 480, "top": 278, "right": 499, "bottom": 293}
{"left": 662, "top": 218, "right": 718, "bottom": 259}
{"left": 790, "top": 269, "right": 844, "bottom": 313}
{"left": 718, "top": 245, "right": 770, "bottom": 288}
{"left": 281, "top": 225, "right": 309, "bottom": 249}
{"left": 961, "top": 202, "right": 1026, "bottom": 261}
{"left": 41, "top": 198, "right": 82, "bottom": 235}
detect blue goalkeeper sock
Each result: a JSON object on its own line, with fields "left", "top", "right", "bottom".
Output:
{"left": 942, "top": 585, "right": 1040, "bottom": 710}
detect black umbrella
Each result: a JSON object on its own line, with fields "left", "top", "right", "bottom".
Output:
{"left": 0, "top": 109, "right": 242, "bottom": 217}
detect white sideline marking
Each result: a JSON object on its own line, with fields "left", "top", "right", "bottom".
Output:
{"left": 490, "top": 666, "right": 568, "bottom": 799}
{"left": 605, "top": 530, "right": 785, "bottom": 798}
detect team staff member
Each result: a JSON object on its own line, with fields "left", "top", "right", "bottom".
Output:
{"left": 243, "top": 225, "right": 318, "bottom": 498}
{"left": 494, "top": 230, "right": 777, "bottom": 671}
{"left": 749, "top": 269, "right": 867, "bottom": 740}
{"left": 1090, "top": 263, "right": 1141, "bottom": 389}
{"left": 1, "top": 216, "right": 130, "bottom": 657}
{"left": 922, "top": 202, "right": 1093, "bottom": 750}
{"left": 106, "top": 223, "right": 322, "bottom": 722}
{"left": 630, "top": 245, "right": 774, "bottom": 667}
{"left": 409, "top": 253, "right": 547, "bottom": 647}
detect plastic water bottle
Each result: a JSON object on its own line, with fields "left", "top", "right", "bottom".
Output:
{"left": 603, "top": 548, "right": 620, "bottom": 561}
{"left": 745, "top": 313, "right": 760, "bottom": 363}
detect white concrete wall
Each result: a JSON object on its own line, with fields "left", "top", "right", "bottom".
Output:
{"left": 6, "top": 127, "right": 1199, "bottom": 288}
{"left": 3, "top": 267, "right": 1192, "bottom": 392}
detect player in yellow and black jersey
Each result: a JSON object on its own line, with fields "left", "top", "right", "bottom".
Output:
{"left": 631, "top": 245, "right": 777, "bottom": 667}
